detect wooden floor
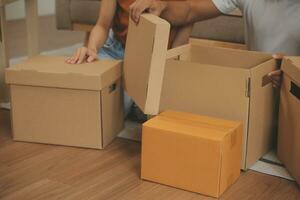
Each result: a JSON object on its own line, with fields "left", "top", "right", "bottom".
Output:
{"left": 2, "top": 16, "right": 300, "bottom": 199}
{"left": 0, "top": 110, "right": 299, "bottom": 200}
{"left": 6, "top": 15, "right": 85, "bottom": 58}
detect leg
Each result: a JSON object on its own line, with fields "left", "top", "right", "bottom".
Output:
{"left": 25, "top": 0, "right": 39, "bottom": 56}
{"left": 171, "top": 24, "right": 193, "bottom": 48}
{"left": 0, "top": 6, "right": 9, "bottom": 102}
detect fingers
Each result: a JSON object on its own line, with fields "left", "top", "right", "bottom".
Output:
{"left": 268, "top": 70, "right": 283, "bottom": 89}
{"left": 77, "top": 48, "right": 88, "bottom": 64}
{"left": 66, "top": 48, "right": 79, "bottom": 64}
{"left": 66, "top": 48, "right": 82, "bottom": 64}
{"left": 129, "top": 0, "right": 151, "bottom": 23}
{"left": 87, "top": 50, "right": 97, "bottom": 63}
{"left": 65, "top": 47, "right": 98, "bottom": 64}
{"left": 272, "top": 53, "right": 284, "bottom": 60}
{"left": 272, "top": 53, "right": 285, "bottom": 68}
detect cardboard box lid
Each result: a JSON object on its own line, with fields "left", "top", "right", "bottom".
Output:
{"left": 282, "top": 57, "right": 300, "bottom": 84}
{"left": 5, "top": 56, "right": 122, "bottom": 91}
{"left": 123, "top": 14, "right": 272, "bottom": 115}
{"left": 123, "top": 14, "right": 170, "bottom": 115}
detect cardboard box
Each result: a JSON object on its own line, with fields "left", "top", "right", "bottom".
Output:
{"left": 141, "top": 110, "right": 243, "bottom": 198}
{"left": 278, "top": 57, "right": 300, "bottom": 185}
{"left": 189, "top": 38, "right": 247, "bottom": 50}
{"left": 5, "top": 56, "right": 124, "bottom": 149}
{"left": 124, "top": 14, "right": 277, "bottom": 169}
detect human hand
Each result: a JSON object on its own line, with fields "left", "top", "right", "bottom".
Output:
{"left": 268, "top": 54, "right": 284, "bottom": 88}
{"left": 129, "top": 0, "right": 167, "bottom": 23}
{"left": 65, "top": 47, "right": 97, "bottom": 64}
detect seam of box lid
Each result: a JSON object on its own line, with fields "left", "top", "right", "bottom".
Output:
{"left": 244, "top": 74, "right": 252, "bottom": 169}
{"left": 156, "top": 116, "right": 238, "bottom": 133}
{"left": 4, "top": 84, "right": 102, "bottom": 92}
{"left": 144, "top": 122, "right": 225, "bottom": 142}
{"left": 218, "top": 141, "right": 223, "bottom": 197}
{"left": 100, "top": 91, "right": 104, "bottom": 148}
{"left": 9, "top": 86, "right": 16, "bottom": 139}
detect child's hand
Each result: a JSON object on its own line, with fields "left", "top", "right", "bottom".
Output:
{"left": 65, "top": 47, "right": 97, "bottom": 64}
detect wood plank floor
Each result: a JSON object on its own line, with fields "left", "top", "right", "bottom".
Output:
{"left": 0, "top": 109, "right": 299, "bottom": 200}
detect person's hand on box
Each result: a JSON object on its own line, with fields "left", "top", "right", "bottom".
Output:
{"left": 268, "top": 53, "right": 284, "bottom": 89}
{"left": 129, "top": 0, "right": 167, "bottom": 23}
{"left": 65, "top": 47, "right": 97, "bottom": 64}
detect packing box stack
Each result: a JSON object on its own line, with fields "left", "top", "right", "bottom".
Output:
{"left": 124, "top": 14, "right": 278, "bottom": 169}
{"left": 5, "top": 56, "right": 124, "bottom": 149}
{"left": 141, "top": 110, "right": 243, "bottom": 198}
{"left": 277, "top": 57, "right": 300, "bottom": 185}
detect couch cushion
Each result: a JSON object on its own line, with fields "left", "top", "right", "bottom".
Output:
{"left": 70, "top": 0, "right": 101, "bottom": 25}
{"left": 191, "top": 15, "right": 245, "bottom": 44}
{"left": 56, "top": 0, "right": 244, "bottom": 44}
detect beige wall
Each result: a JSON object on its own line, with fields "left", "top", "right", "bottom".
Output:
{"left": 5, "top": 0, "right": 55, "bottom": 20}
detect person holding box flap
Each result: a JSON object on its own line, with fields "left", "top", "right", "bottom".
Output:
{"left": 66, "top": 0, "right": 190, "bottom": 121}
{"left": 129, "top": 0, "right": 300, "bottom": 88}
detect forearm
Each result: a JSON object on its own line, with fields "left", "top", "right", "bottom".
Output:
{"left": 160, "top": 0, "right": 221, "bottom": 26}
{"left": 87, "top": 25, "right": 109, "bottom": 52}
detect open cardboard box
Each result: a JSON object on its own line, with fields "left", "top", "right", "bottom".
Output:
{"left": 5, "top": 56, "right": 124, "bottom": 149}
{"left": 123, "top": 14, "right": 278, "bottom": 169}
{"left": 278, "top": 57, "right": 300, "bottom": 185}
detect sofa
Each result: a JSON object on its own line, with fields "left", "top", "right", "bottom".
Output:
{"left": 55, "top": 0, "right": 245, "bottom": 44}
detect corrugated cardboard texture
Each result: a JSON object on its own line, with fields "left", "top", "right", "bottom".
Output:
{"left": 10, "top": 85, "right": 103, "bottom": 148}
{"left": 141, "top": 110, "right": 242, "bottom": 198}
{"left": 101, "top": 79, "right": 124, "bottom": 147}
{"left": 247, "top": 59, "right": 277, "bottom": 167}
{"left": 5, "top": 56, "right": 122, "bottom": 90}
{"left": 278, "top": 57, "right": 300, "bottom": 185}
{"left": 124, "top": 14, "right": 275, "bottom": 169}
{"left": 123, "top": 14, "right": 170, "bottom": 115}
{"left": 189, "top": 45, "right": 271, "bottom": 69}
{"left": 7, "top": 56, "right": 123, "bottom": 149}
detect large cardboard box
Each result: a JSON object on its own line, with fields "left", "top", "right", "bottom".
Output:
{"left": 124, "top": 14, "right": 277, "bottom": 169}
{"left": 141, "top": 110, "right": 243, "bottom": 198}
{"left": 5, "top": 56, "right": 124, "bottom": 149}
{"left": 278, "top": 57, "right": 300, "bottom": 185}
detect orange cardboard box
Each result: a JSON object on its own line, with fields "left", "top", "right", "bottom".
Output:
{"left": 278, "top": 57, "right": 300, "bottom": 185}
{"left": 5, "top": 56, "right": 124, "bottom": 149}
{"left": 124, "top": 14, "right": 277, "bottom": 169}
{"left": 141, "top": 110, "right": 243, "bottom": 198}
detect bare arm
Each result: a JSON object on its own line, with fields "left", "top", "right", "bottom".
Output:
{"left": 129, "top": 0, "right": 221, "bottom": 26}
{"left": 88, "top": 0, "right": 116, "bottom": 52}
{"left": 66, "top": 0, "right": 117, "bottom": 64}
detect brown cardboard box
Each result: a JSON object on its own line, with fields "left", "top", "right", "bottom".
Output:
{"left": 5, "top": 56, "right": 124, "bottom": 149}
{"left": 141, "top": 110, "right": 243, "bottom": 198}
{"left": 124, "top": 14, "right": 277, "bottom": 169}
{"left": 278, "top": 57, "right": 300, "bottom": 185}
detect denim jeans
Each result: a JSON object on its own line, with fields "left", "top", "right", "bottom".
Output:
{"left": 97, "top": 30, "right": 133, "bottom": 117}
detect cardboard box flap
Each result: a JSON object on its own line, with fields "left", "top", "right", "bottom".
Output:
{"left": 247, "top": 59, "right": 277, "bottom": 167}
{"left": 189, "top": 45, "right": 272, "bottom": 69}
{"left": 123, "top": 14, "right": 170, "bottom": 114}
{"left": 5, "top": 56, "right": 122, "bottom": 90}
{"left": 282, "top": 57, "right": 300, "bottom": 84}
